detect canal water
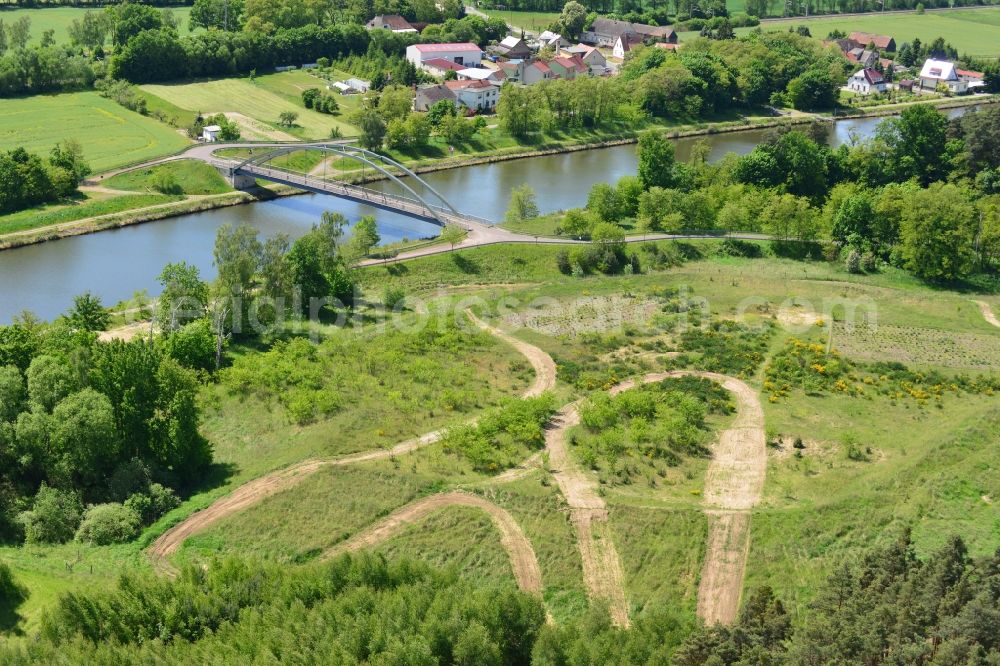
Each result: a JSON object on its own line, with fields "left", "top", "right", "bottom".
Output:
{"left": 0, "top": 109, "right": 969, "bottom": 322}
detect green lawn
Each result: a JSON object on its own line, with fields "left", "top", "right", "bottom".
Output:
{"left": 0, "top": 91, "right": 191, "bottom": 172}
{"left": 141, "top": 72, "right": 359, "bottom": 141}
{"left": 104, "top": 159, "right": 233, "bottom": 195}
{"left": 0, "top": 6, "right": 196, "bottom": 45}
{"left": 694, "top": 8, "right": 1000, "bottom": 57}
{"left": 477, "top": 9, "right": 562, "bottom": 32}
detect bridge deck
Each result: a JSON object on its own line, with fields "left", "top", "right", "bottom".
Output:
{"left": 216, "top": 160, "right": 491, "bottom": 231}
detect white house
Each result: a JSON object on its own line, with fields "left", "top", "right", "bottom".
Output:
{"left": 446, "top": 79, "right": 500, "bottom": 111}
{"left": 918, "top": 59, "right": 968, "bottom": 94}
{"left": 612, "top": 32, "right": 644, "bottom": 59}
{"left": 847, "top": 68, "right": 887, "bottom": 95}
{"left": 202, "top": 125, "right": 221, "bottom": 142}
{"left": 406, "top": 43, "right": 483, "bottom": 72}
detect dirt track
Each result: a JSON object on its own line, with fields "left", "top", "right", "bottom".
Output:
{"left": 608, "top": 371, "right": 767, "bottom": 626}
{"left": 147, "top": 311, "right": 557, "bottom": 571}
{"left": 974, "top": 300, "right": 1000, "bottom": 329}
{"left": 322, "top": 491, "right": 543, "bottom": 593}
{"left": 544, "top": 402, "right": 631, "bottom": 627}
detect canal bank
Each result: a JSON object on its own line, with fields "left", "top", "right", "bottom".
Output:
{"left": 0, "top": 102, "right": 986, "bottom": 322}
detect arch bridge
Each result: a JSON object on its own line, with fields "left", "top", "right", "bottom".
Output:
{"left": 212, "top": 143, "right": 482, "bottom": 229}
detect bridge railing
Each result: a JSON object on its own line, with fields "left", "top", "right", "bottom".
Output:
{"left": 229, "top": 160, "right": 496, "bottom": 229}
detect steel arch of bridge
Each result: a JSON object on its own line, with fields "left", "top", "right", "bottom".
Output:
{"left": 232, "top": 143, "right": 460, "bottom": 225}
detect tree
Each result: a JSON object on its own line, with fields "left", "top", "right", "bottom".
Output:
{"left": 157, "top": 262, "right": 208, "bottom": 332}
{"left": 786, "top": 68, "right": 837, "bottom": 111}
{"left": 18, "top": 484, "right": 81, "bottom": 545}
{"left": 899, "top": 183, "right": 978, "bottom": 281}
{"left": 347, "top": 215, "right": 380, "bottom": 259}
{"left": 50, "top": 389, "right": 118, "bottom": 490}
{"left": 8, "top": 17, "right": 31, "bottom": 50}
{"left": 75, "top": 503, "right": 141, "bottom": 545}
{"left": 0, "top": 365, "right": 25, "bottom": 423}
{"left": 107, "top": 3, "right": 164, "bottom": 48}
{"left": 637, "top": 131, "right": 681, "bottom": 190}
{"left": 65, "top": 292, "right": 110, "bottom": 332}
{"left": 559, "top": 1, "right": 588, "bottom": 39}
{"left": 587, "top": 183, "right": 622, "bottom": 223}
{"left": 875, "top": 104, "right": 949, "bottom": 185}
{"left": 561, "top": 209, "right": 594, "bottom": 238}
{"left": 278, "top": 111, "right": 298, "bottom": 127}
{"left": 497, "top": 84, "right": 539, "bottom": 140}
{"left": 189, "top": 0, "right": 244, "bottom": 31}
{"left": 504, "top": 185, "right": 539, "bottom": 224}
{"left": 26, "top": 355, "right": 76, "bottom": 414}
{"left": 440, "top": 225, "right": 464, "bottom": 249}
{"left": 377, "top": 85, "right": 413, "bottom": 123}
{"left": 354, "top": 108, "right": 387, "bottom": 151}
{"left": 68, "top": 11, "right": 110, "bottom": 50}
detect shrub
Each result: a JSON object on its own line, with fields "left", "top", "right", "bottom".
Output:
{"left": 845, "top": 249, "right": 862, "bottom": 274}
{"left": 147, "top": 484, "right": 180, "bottom": 520}
{"left": 0, "top": 562, "right": 27, "bottom": 611}
{"left": 383, "top": 287, "right": 406, "bottom": 310}
{"left": 164, "top": 319, "right": 217, "bottom": 372}
{"left": 108, "top": 458, "right": 152, "bottom": 501}
{"left": 861, "top": 252, "right": 877, "bottom": 272}
{"left": 442, "top": 395, "right": 557, "bottom": 473}
{"left": 75, "top": 503, "right": 142, "bottom": 545}
{"left": 18, "top": 484, "right": 82, "bottom": 544}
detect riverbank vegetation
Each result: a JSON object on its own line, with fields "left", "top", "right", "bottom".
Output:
{"left": 103, "top": 160, "right": 231, "bottom": 196}
{"left": 517, "top": 104, "right": 1000, "bottom": 284}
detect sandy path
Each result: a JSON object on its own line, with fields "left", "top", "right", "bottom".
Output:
{"left": 322, "top": 491, "right": 543, "bottom": 593}
{"left": 466, "top": 311, "right": 556, "bottom": 398}
{"left": 610, "top": 371, "right": 766, "bottom": 625}
{"left": 974, "top": 300, "right": 1000, "bottom": 329}
{"left": 98, "top": 321, "right": 152, "bottom": 343}
{"left": 222, "top": 112, "right": 298, "bottom": 142}
{"left": 147, "top": 311, "right": 556, "bottom": 571}
{"left": 544, "top": 402, "right": 631, "bottom": 627}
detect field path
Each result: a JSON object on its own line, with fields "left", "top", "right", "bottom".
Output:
{"left": 322, "top": 491, "right": 543, "bottom": 594}
{"left": 974, "top": 300, "right": 1000, "bottom": 329}
{"left": 544, "top": 402, "right": 631, "bottom": 627}
{"left": 610, "top": 371, "right": 766, "bottom": 625}
{"left": 147, "top": 311, "right": 556, "bottom": 572}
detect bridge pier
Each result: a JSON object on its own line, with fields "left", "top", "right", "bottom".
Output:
{"left": 218, "top": 167, "right": 257, "bottom": 190}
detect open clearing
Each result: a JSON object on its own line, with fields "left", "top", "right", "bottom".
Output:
{"left": 323, "top": 491, "right": 544, "bottom": 594}
{"left": 0, "top": 92, "right": 191, "bottom": 172}
{"left": 0, "top": 6, "right": 197, "bottom": 45}
{"left": 141, "top": 72, "right": 359, "bottom": 141}
{"left": 147, "top": 310, "right": 557, "bottom": 571}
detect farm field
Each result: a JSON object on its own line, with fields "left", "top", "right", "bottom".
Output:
{"left": 679, "top": 7, "right": 1000, "bottom": 56}
{"left": 0, "top": 91, "right": 191, "bottom": 172}
{"left": 0, "top": 6, "right": 197, "bottom": 44}
{"left": 141, "top": 71, "right": 360, "bottom": 141}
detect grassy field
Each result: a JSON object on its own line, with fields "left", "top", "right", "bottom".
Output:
{"left": 0, "top": 192, "right": 179, "bottom": 235}
{"left": 141, "top": 71, "right": 360, "bottom": 141}
{"left": 104, "top": 159, "right": 233, "bottom": 195}
{"left": 0, "top": 91, "right": 191, "bottom": 172}
{"left": 680, "top": 8, "right": 1000, "bottom": 56}
{"left": 0, "top": 6, "right": 196, "bottom": 44}
{"left": 3, "top": 241, "right": 999, "bottom": 637}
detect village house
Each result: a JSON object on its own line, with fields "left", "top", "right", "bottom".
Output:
{"left": 457, "top": 67, "right": 507, "bottom": 84}
{"left": 406, "top": 43, "right": 483, "bottom": 72}
{"left": 202, "top": 125, "right": 221, "bottom": 142}
{"left": 847, "top": 68, "right": 887, "bottom": 95}
{"left": 612, "top": 32, "right": 644, "bottom": 59}
{"left": 918, "top": 59, "right": 968, "bottom": 94}
{"left": 414, "top": 84, "right": 457, "bottom": 112}
{"left": 849, "top": 31, "right": 896, "bottom": 52}
{"left": 562, "top": 44, "right": 607, "bottom": 75}
{"left": 365, "top": 15, "right": 417, "bottom": 33}
{"left": 421, "top": 57, "right": 466, "bottom": 77}
{"left": 537, "top": 30, "right": 570, "bottom": 49}
{"left": 846, "top": 47, "right": 879, "bottom": 69}
{"left": 957, "top": 68, "right": 985, "bottom": 90}
{"left": 582, "top": 18, "right": 676, "bottom": 48}
{"left": 549, "top": 55, "right": 589, "bottom": 80}
{"left": 446, "top": 79, "right": 500, "bottom": 111}
{"left": 492, "top": 36, "right": 532, "bottom": 60}
{"left": 522, "top": 60, "right": 555, "bottom": 85}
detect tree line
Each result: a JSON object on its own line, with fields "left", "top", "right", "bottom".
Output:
{"left": 1, "top": 531, "right": 998, "bottom": 663}
{"left": 0, "top": 141, "right": 89, "bottom": 214}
